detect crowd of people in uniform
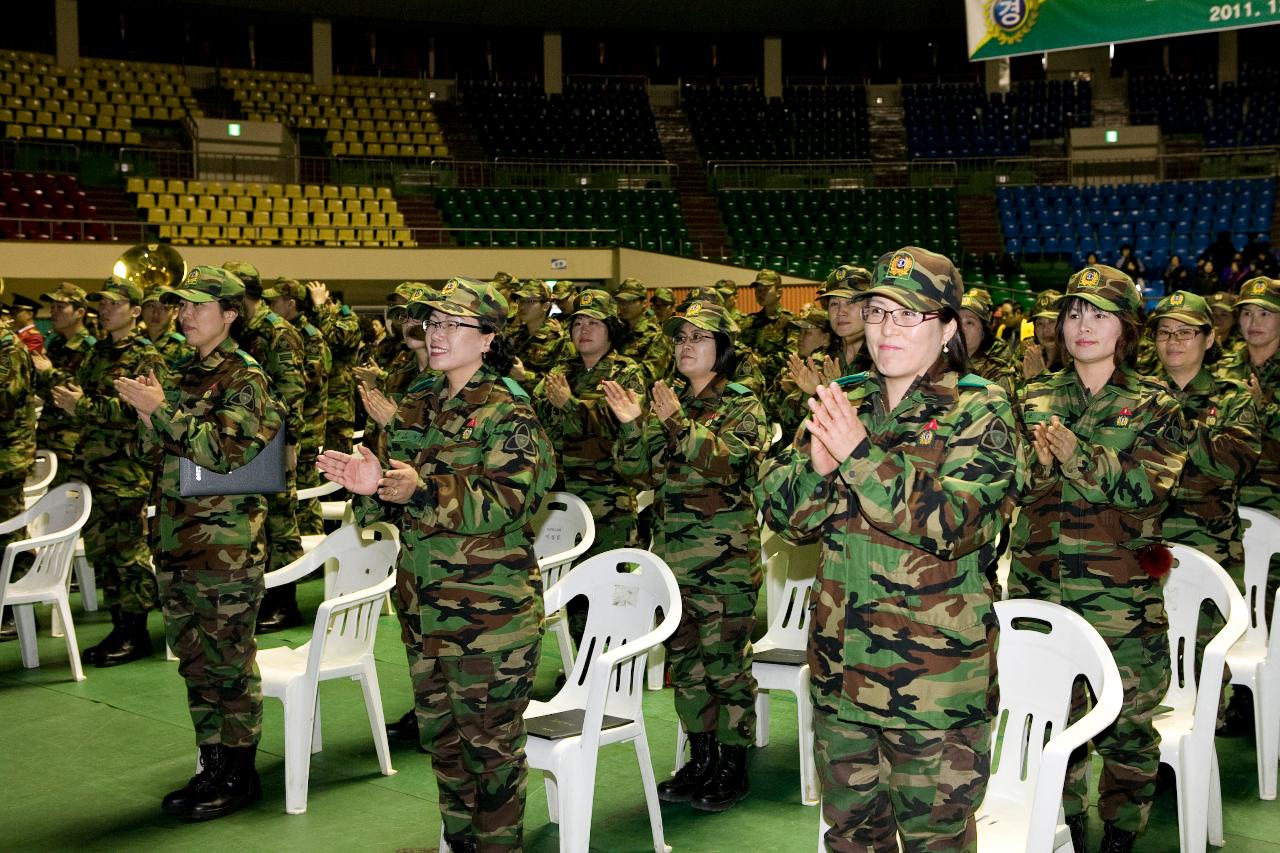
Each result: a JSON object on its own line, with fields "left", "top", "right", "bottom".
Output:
{"left": 2, "top": 240, "right": 1279, "bottom": 852}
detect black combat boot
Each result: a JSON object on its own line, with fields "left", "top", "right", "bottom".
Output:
{"left": 81, "top": 606, "right": 124, "bottom": 663}
{"left": 162, "top": 743, "right": 225, "bottom": 816}
{"left": 690, "top": 743, "right": 749, "bottom": 812}
{"left": 1099, "top": 822, "right": 1138, "bottom": 853}
{"left": 95, "top": 610, "right": 153, "bottom": 667}
{"left": 1065, "top": 813, "right": 1086, "bottom": 852}
{"left": 1219, "top": 689, "right": 1255, "bottom": 737}
{"left": 386, "top": 708, "right": 421, "bottom": 745}
{"left": 658, "top": 732, "right": 718, "bottom": 803}
{"left": 444, "top": 835, "right": 478, "bottom": 853}
{"left": 186, "top": 743, "right": 262, "bottom": 821}
{"left": 256, "top": 585, "right": 303, "bottom": 633}
{"left": 0, "top": 608, "right": 19, "bottom": 641}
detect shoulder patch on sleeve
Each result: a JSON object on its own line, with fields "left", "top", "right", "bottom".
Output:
{"left": 979, "top": 417, "right": 1012, "bottom": 453}
{"left": 504, "top": 421, "right": 535, "bottom": 453}
{"left": 502, "top": 376, "right": 530, "bottom": 400}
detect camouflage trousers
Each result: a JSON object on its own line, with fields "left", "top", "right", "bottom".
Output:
{"left": 666, "top": 588, "right": 758, "bottom": 747}
{"left": 395, "top": 566, "right": 423, "bottom": 704}
{"left": 0, "top": 481, "right": 25, "bottom": 567}
{"left": 84, "top": 494, "right": 156, "bottom": 614}
{"left": 1064, "top": 631, "right": 1169, "bottom": 833}
{"left": 813, "top": 709, "right": 992, "bottom": 853}
{"left": 157, "top": 557, "right": 265, "bottom": 748}
{"left": 264, "top": 457, "right": 303, "bottom": 574}
{"left": 295, "top": 443, "right": 325, "bottom": 537}
{"left": 324, "top": 393, "right": 355, "bottom": 459}
{"left": 412, "top": 642, "right": 540, "bottom": 853}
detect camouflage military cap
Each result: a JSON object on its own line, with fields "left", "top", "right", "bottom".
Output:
{"left": 1031, "top": 289, "right": 1063, "bottom": 319}
{"left": 514, "top": 279, "right": 550, "bottom": 300}
{"left": 384, "top": 280, "right": 431, "bottom": 305}
{"left": 651, "top": 287, "right": 675, "bottom": 305}
{"left": 960, "top": 291, "right": 994, "bottom": 327}
{"left": 679, "top": 286, "right": 724, "bottom": 308}
{"left": 568, "top": 288, "right": 618, "bottom": 321}
{"left": 662, "top": 300, "right": 739, "bottom": 337}
{"left": 1207, "top": 291, "right": 1237, "bottom": 313}
{"left": 968, "top": 286, "right": 994, "bottom": 307}
{"left": 1149, "top": 290, "right": 1212, "bottom": 328}
{"left": 1237, "top": 276, "right": 1280, "bottom": 312}
{"left": 615, "top": 277, "right": 646, "bottom": 302}
{"left": 41, "top": 282, "right": 89, "bottom": 305}
{"left": 754, "top": 269, "right": 781, "bottom": 288}
{"left": 260, "top": 277, "right": 307, "bottom": 303}
{"left": 1059, "top": 265, "right": 1141, "bottom": 316}
{"left": 866, "top": 246, "right": 963, "bottom": 314}
{"left": 141, "top": 285, "right": 171, "bottom": 305}
{"left": 791, "top": 304, "right": 831, "bottom": 331}
{"left": 221, "top": 260, "right": 261, "bottom": 295}
{"left": 164, "top": 265, "right": 246, "bottom": 304}
{"left": 407, "top": 276, "right": 508, "bottom": 325}
{"left": 548, "top": 280, "right": 579, "bottom": 299}
{"left": 89, "top": 276, "right": 144, "bottom": 304}
{"left": 820, "top": 264, "right": 873, "bottom": 299}
{"left": 491, "top": 271, "right": 515, "bottom": 287}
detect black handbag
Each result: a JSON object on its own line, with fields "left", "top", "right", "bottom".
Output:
{"left": 179, "top": 426, "right": 287, "bottom": 497}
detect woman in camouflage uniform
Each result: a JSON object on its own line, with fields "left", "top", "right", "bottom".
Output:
{"left": 318, "top": 278, "right": 554, "bottom": 853}
{"left": 602, "top": 299, "right": 769, "bottom": 814}
{"left": 115, "top": 266, "right": 282, "bottom": 822}
{"left": 1010, "top": 265, "right": 1186, "bottom": 853}
{"left": 760, "top": 247, "right": 1020, "bottom": 852}
{"left": 958, "top": 290, "right": 1016, "bottom": 393}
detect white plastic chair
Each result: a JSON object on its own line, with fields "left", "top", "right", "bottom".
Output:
{"left": 533, "top": 491, "right": 596, "bottom": 671}
{"left": 1156, "top": 545, "right": 1247, "bottom": 853}
{"left": 1227, "top": 507, "right": 1280, "bottom": 800}
{"left": 257, "top": 524, "right": 400, "bottom": 814}
{"left": 524, "top": 547, "right": 681, "bottom": 853}
{"left": 297, "top": 478, "right": 352, "bottom": 525}
{"left": 976, "top": 598, "right": 1123, "bottom": 853}
{"left": 22, "top": 449, "right": 57, "bottom": 508}
{"left": 0, "top": 482, "right": 93, "bottom": 682}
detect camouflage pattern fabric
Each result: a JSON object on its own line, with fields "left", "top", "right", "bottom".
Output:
{"left": 372, "top": 332, "right": 402, "bottom": 370}
{"left": 741, "top": 306, "right": 797, "bottom": 363}
{"left": 1216, "top": 348, "right": 1280, "bottom": 514}
{"left": 1062, "top": 632, "right": 1170, "bottom": 832}
{"left": 814, "top": 709, "right": 991, "bottom": 853}
{"left": 759, "top": 367, "right": 1019, "bottom": 731}
{"left": 531, "top": 350, "right": 647, "bottom": 559}
{"left": 509, "top": 316, "right": 574, "bottom": 385}
{"left": 145, "top": 336, "right": 281, "bottom": 748}
{"left": 353, "top": 363, "right": 555, "bottom": 657}
{"left": 73, "top": 326, "right": 168, "bottom": 613}
{"left": 34, "top": 326, "right": 94, "bottom": 485}
{"left": 150, "top": 329, "right": 195, "bottom": 371}
{"left": 667, "top": 589, "right": 759, "bottom": 747}
{"left": 316, "top": 300, "right": 364, "bottom": 454}
{"left": 619, "top": 312, "right": 673, "bottom": 388}
{"left": 363, "top": 348, "right": 429, "bottom": 461}
{"left": 0, "top": 331, "right": 35, "bottom": 552}
{"left": 295, "top": 318, "right": 331, "bottom": 536}
{"left": 413, "top": 641, "right": 539, "bottom": 853}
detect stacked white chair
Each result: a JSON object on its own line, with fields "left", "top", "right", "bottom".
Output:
{"left": 531, "top": 492, "right": 596, "bottom": 671}
{"left": 22, "top": 449, "right": 56, "bottom": 508}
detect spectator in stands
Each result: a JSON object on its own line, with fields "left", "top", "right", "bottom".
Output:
{"left": 1010, "top": 265, "right": 1185, "bottom": 853}
{"left": 603, "top": 299, "right": 768, "bottom": 815}
{"left": 140, "top": 286, "right": 195, "bottom": 369}
{"left": 1163, "top": 254, "right": 1193, "bottom": 295}
{"left": 959, "top": 290, "right": 1015, "bottom": 392}
{"left": 760, "top": 247, "right": 1019, "bottom": 851}
{"left": 1197, "top": 258, "right": 1221, "bottom": 295}
{"left": 615, "top": 277, "right": 673, "bottom": 387}
{"left": 1208, "top": 291, "right": 1242, "bottom": 358}
{"left": 11, "top": 295, "right": 43, "bottom": 354}
{"left": 1201, "top": 230, "right": 1237, "bottom": 276}
{"left": 1226, "top": 253, "right": 1252, "bottom": 292}
{"left": 1117, "top": 243, "right": 1146, "bottom": 288}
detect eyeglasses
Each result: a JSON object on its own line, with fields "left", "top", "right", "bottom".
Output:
{"left": 412, "top": 319, "right": 484, "bottom": 334}
{"left": 672, "top": 332, "right": 715, "bottom": 346}
{"left": 1152, "top": 327, "right": 1203, "bottom": 342}
{"left": 861, "top": 306, "right": 941, "bottom": 327}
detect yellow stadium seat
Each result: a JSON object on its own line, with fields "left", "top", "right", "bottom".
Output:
{"left": 350, "top": 212, "right": 368, "bottom": 228}
{"left": 85, "top": 128, "right": 103, "bottom": 143}
{"left": 303, "top": 185, "right": 321, "bottom": 199}
{"left": 25, "top": 125, "right": 44, "bottom": 139}
{"left": 210, "top": 209, "right": 229, "bottom": 225}
{"left": 227, "top": 182, "right": 246, "bottom": 196}
{"left": 290, "top": 211, "right": 309, "bottom": 226}
{"left": 284, "top": 184, "right": 301, "bottom": 199}
{"left": 271, "top": 211, "right": 290, "bottom": 226}
{"left": 312, "top": 212, "right": 330, "bottom": 227}
{"left": 389, "top": 212, "right": 405, "bottom": 228}
{"left": 339, "top": 185, "right": 357, "bottom": 200}
{"left": 369, "top": 212, "right": 387, "bottom": 228}
{"left": 366, "top": 143, "right": 382, "bottom": 156}
{"left": 188, "top": 209, "right": 209, "bottom": 225}
{"left": 135, "top": 193, "right": 155, "bottom": 208}
{"left": 126, "top": 177, "right": 145, "bottom": 194}
{"left": 168, "top": 208, "right": 188, "bottom": 224}
{"left": 375, "top": 186, "right": 392, "bottom": 201}
{"left": 147, "top": 208, "right": 167, "bottom": 224}
{"left": 235, "top": 197, "right": 254, "bottom": 212}
{"left": 65, "top": 127, "right": 83, "bottom": 141}
{"left": 177, "top": 194, "right": 196, "bottom": 208}
{"left": 156, "top": 193, "right": 176, "bottom": 208}
{"left": 322, "top": 185, "right": 339, "bottom": 199}
{"left": 217, "top": 196, "right": 235, "bottom": 211}
{"left": 167, "top": 179, "right": 185, "bottom": 194}
{"left": 331, "top": 212, "right": 350, "bottom": 228}
{"left": 197, "top": 196, "right": 215, "bottom": 211}
{"left": 264, "top": 184, "right": 283, "bottom": 198}
{"left": 188, "top": 180, "right": 206, "bottom": 195}
{"left": 251, "top": 210, "right": 270, "bottom": 226}
{"left": 229, "top": 210, "right": 248, "bottom": 226}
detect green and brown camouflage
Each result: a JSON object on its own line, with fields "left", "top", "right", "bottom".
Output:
{"left": 1009, "top": 363, "right": 1186, "bottom": 638}
{"left": 820, "top": 264, "right": 873, "bottom": 300}
{"left": 741, "top": 270, "right": 796, "bottom": 363}
{"left": 532, "top": 349, "right": 647, "bottom": 557}
{"left": 296, "top": 319, "right": 332, "bottom": 536}
{"left": 759, "top": 365, "right": 1020, "bottom": 730}
{"left": 509, "top": 315, "right": 574, "bottom": 384}
{"left": 353, "top": 363, "right": 555, "bottom": 657}
{"left": 667, "top": 588, "right": 759, "bottom": 747}
{"left": 0, "top": 330, "right": 35, "bottom": 527}
{"left": 814, "top": 711, "right": 992, "bottom": 852}
{"left": 619, "top": 310, "right": 673, "bottom": 388}
{"left": 34, "top": 325, "right": 94, "bottom": 481}
{"left": 615, "top": 374, "right": 768, "bottom": 596}
{"left": 1215, "top": 346, "right": 1280, "bottom": 514}
{"left": 315, "top": 298, "right": 364, "bottom": 454}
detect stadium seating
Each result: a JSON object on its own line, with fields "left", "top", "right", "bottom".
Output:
{"left": 0, "top": 170, "right": 115, "bottom": 241}
{"left": 903, "top": 80, "right": 1091, "bottom": 160}
{"left": 682, "top": 82, "right": 870, "bottom": 162}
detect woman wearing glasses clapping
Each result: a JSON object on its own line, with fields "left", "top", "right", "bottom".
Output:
{"left": 759, "top": 247, "right": 1021, "bottom": 852}
{"left": 602, "top": 299, "right": 769, "bottom": 814}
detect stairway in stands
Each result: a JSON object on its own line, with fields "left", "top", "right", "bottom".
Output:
{"left": 432, "top": 100, "right": 487, "bottom": 175}
{"left": 653, "top": 106, "right": 729, "bottom": 259}
{"left": 958, "top": 195, "right": 1004, "bottom": 259}
{"left": 85, "top": 186, "right": 144, "bottom": 243}
{"left": 396, "top": 196, "right": 450, "bottom": 246}
{"left": 868, "top": 104, "right": 909, "bottom": 186}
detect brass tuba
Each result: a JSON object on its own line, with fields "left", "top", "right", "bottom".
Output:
{"left": 111, "top": 243, "right": 187, "bottom": 292}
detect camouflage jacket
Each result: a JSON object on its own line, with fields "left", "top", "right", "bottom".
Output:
{"left": 314, "top": 301, "right": 364, "bottom": 402}
{"left": 615, "top": 375, "right": 768, "bottom": 595}
{"left": 620, "top": 314, "right": 674, "bottom": 388}
{"left": 1159, "top": 366, "right": 1259, "bottom": 576}
{"left": 296, "top": 318, "right": 331, "bottom": 452}
{"left": 35, "top": 327, "right": 95, "bottom": 461}
{"left": 145, "top": 337, "right": 281, "bottom": 572}
{"left": 150, "top": 328, "right": 195, "bottom": 371}
{"left": 1010, "top": 364, "right": 1186, "bottom": 638}
{"left": 968, "top": 349, "right": 1016, "bottom": 396}
{"left": 372, "top": 333, "right": 402, "bottom": 371}
{"left": 759, "top": 367, "right": 1020, "bottom": 730}
{"left": 364, "top": 349, "right": 430, "bottom": 459}
{"left": 354, "top": 364, "right": 555, "bottom": 657}
{"left": 0, "top": 332, "right": 36, "bottom": 486}
{"left": 72, "top": 326, "right": 168, "bottom": 498}
{"left": 769, "top": 346, "right": 873, "bottom": 440}
{"left": 532, "top": 350, "right": 646, "bottom": 499}
{"left": 239, "top": 304, "right": 306, "bottom": 446}
{"left": 509, "top": 317, "right": 574, "bottom": 385}
{"left": 741, "top": 307, "right": 796, "bottom": 362}
{"left": 1215, "top": 347, "right": 1280, "bottom": 513}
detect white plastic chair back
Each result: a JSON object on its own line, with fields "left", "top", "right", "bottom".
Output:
{"left": 1156, "top": 546, "right": 1247, "bottom": 853}
{"left": 296, "top": 478, "right": 352, "bottom": 523}
{"left": 976, "top": 598, "right": 1123, "bottom": 853}
{"left": 0, "top": 482, "right": 93, "bottom": 682}
{"left": 22, "top": 449, "right": 57, "bottom": 507}
{"left": 533, "top": 491, "right": 596, "bottom": 589}
{"left": 1231, "top": 506, "right": 1280, "bottom": 799}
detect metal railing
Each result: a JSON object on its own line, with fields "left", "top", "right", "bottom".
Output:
{"left": 0, "top": 215, "right": 144, "bottom": 241}
{"left": 990, "top": 146, "right": 1280, "bottom": 186}
{"left": 400, "top": 158, "right": 678, "bottom": 190}
{"left": 0, "top": 139, "right": 81, "bottom": 174}
{"left": 708, "top": 159, "right": 960, "bottom": 190}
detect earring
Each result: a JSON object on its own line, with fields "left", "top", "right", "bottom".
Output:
{"left": 942, "top": 343, "right": 949, "bottom": 354}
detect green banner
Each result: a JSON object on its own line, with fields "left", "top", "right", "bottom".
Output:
{"left": 967, "top": 0, "right": 1280, "bottom": 60}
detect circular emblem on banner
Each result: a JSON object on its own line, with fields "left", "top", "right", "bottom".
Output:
{"left": 890, "top": 252, "right": 914, "bottom": 279}
{"left": 1170, "top": 293, "right": 1185, "bottom": 306}
{"left": 986, "top": 0, "right": 1040, "bottom": 46}
{"left": 442, "top": 279, "right": 458, "bottom": 296}
{"left": 686, "top": 302, "right": 703, "bottom": 317}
